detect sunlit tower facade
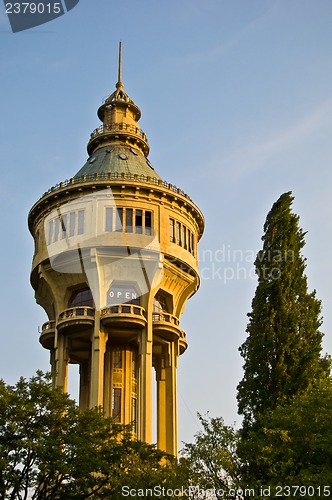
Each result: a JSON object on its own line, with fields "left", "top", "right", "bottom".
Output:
{"left": 28, "top": 44, "right": 204, "bottom": 456}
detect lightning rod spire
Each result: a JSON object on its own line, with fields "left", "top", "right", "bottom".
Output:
{"left": 118, "top": 41, "right": 123, "bottom": 87}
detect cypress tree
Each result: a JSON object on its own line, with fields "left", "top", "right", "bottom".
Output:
{"left": 237, "top": 192, "right": 329, "bottom": 433}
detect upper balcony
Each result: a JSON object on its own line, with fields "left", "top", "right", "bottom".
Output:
{"left": 41, "top": 307, "right": 186, "bottom": 354}
{"left": 87, "top": 122, "right": 149, "bottom": 157}
{"left": 100, "top": 304, "right": 147, "bottom": 329}
{"left": 57, "top": 306, "right": 95, "bottom": 335}
{"left": 152, "top": 313, "right": 187, "bottom": 352}
{"left": 39, "top": 320, "right": 56, "bottom": 350}
{"left": 90, "top": 123, "right": 147, "bottom": 142}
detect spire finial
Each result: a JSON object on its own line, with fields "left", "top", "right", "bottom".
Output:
{"left": 117, "top": 41, "right": 123, "bottom": 89}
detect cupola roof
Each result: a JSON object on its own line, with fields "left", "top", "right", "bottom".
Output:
{"left": 79, "top": 41, "right": 152, "bottom": 179}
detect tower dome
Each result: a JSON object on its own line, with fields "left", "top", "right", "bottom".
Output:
{"left": 28, "top": 43, "right": 204, "bottom": 456}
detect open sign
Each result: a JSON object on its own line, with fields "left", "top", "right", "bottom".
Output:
{"left": 107, "top": 285, "right": 140, "bottom": 306}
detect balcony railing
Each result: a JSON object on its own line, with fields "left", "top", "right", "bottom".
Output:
{"left": 39, "top": 320, "right": 56, "bottom": 350}
{"left": 40, "top": 320, "right": 56, "bottom": 333}
{"left": 38, "top": 172, "right": 190, "bottom": 201}
{"left": 89, "top": 123, "right": 147, "bottom": 141}
{"left": 101, "top": 304, "right": 146, "bottom": 318}
{"left": 152, "top": 312, "right": 179, "bottom": 326}
{"left": 58, "top": 306, "right": 95, "bottom": 322}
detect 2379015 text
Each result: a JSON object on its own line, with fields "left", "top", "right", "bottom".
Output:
{"left": 5, "top": 3, "right": 62, "bottom": 14}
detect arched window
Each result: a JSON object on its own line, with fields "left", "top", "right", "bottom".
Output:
{"left": 69, "top": 288, "right": 94, "bottom": 308}
{"left": 153, "top": 293, "right": 168, "bottom": 313}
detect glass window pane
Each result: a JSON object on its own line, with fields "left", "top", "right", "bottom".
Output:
{"left": 169, "top": 218, "right": 174, "bottom": 242}
{"left": 131, "top": 397, "right": 137, "bottom": 432}
{"left": 126, "top": 208, "right": 133, "bottom": 233}
{"left": 115, "top": 208, "right": 123, "bottom": 232}
{"left": 69, "top": 212, "right": 76, "bottom": 237}
{"left": 69, "top": 288, "right": 93, "bottom": 307}
{"left": 188, "top": 229, "right": 191, "bottom": 252}
{"left": 176, "top": 222, "right": 181, "bottom": 245}
{"left": 182, "top": 225, "right": 187, "bottom": 249}
{"left": 135, "top": 210, "right": 142, "bottom": 234}
{"left": 105, "top": 207, "right": 113, "bottom": 232}
{"left": 48, "top": 220, "right": 53, "bottom": 245}
{"left": 54, "top": 218, "right": 60, "bottom": 242}
{"left": 112, "top": 388, "right": 121, "bottom": 422}
{"left": 145, "top": 211, "right": 152, "bottom": 235}
{"left": 132, "top": 351, "right": 137, "bottom": 379}
{"left": 78, "top": 210, "right": 85, "bottom": 235}
{"left": 112, "top": 349, "right": 122, "bottom": 368}
{"left": 61, "top": 214, "right": 67, "bottom": 239}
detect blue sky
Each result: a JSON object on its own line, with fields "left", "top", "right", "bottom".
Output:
{"left": 1, "top": 0, "right": 332, "bottom": 446}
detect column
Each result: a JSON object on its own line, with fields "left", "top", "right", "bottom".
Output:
{"left": 165, "top": 341, "right": 178, "bottom": 456}
{"left": 79, "top": 360, "right": 90, "bottom": 410}
{"left": 54, "top": 331, "right": 69, "bottom": 392}
{"left": 89, "top": 311, "right": 107, "bottom": 407}
{"left": 138, "top": 325, "right": 153, "bottom": 443}
{"left": 155, "top": 355, "right": 167, "bottom": 452}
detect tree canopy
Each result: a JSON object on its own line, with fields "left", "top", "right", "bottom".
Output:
{"left": 181, "top": 414, "right": 241, "bottom": 499}
{"left": 0, "top": 371, "right": 186, "bottom": 499}
{"left": 237, "top": 192, "right": 330, "bottom": 433}
{"left": 240, "top": 377, "right": 332, "bottom": 494}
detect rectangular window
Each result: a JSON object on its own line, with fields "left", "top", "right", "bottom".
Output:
{"left": 191, "top": 234, "right": 195, "bottom": 255}
{"left": 105, "top": 207, "right": 113, "bottom": 232}
{"left": 187, "top": 229, "right": 191, "bottom": 253}
{"left": 169, "top": 218, "right": 175, "bottom": 242}
{"left": 78, "top": 210, "right": 85, "bottom": 235}
{"left": 176, "top": 222, "right": 181, "bottom": 245}
{"left": 112, "top": 388, "right": 121, "bottom": 423}
{"left": 126, "top": 208, "right": 133, "bottom": 233}
{"left": 131, "top": 397, "right": 137, "bottom": 433}
{"left": 182, "top": 225, "right": 187, "bottom": 249}
{"left": 54, "top": 217, "right": 60, "bottom": 242}
{"left": 132, "top": 351, "right": 137, "bottom": 379}
{"left": 61, "top": 214, "right": 67, "bottom": 239}
{"left": 48, "top": 220, "right": 53, "bottom": 245}
{"left": 135, "top": 210, "right": 143, "bottom": 234}
{"left": 115, "top": 208, "right": 123, "bottom": 232}
{"left": 145, "top": 211, "right": 152, "bottom": 235}
{"left": 69, "top": 212, "right": 76, "bottom": 237}
{"left": 112, "top": 350, "right": 122, "bottom": 369}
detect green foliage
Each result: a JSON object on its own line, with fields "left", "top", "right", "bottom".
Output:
{"left": 0, "top": 371, "right": 186, "bottom": 499}
{"left": 237, "top": 192, "right": 329, "bottom": 433}
{"left": 181, "top": 414, "right": 241, "bottom": 499}
{"left": 240, "top": 378, "right": 332, "bottom": 493}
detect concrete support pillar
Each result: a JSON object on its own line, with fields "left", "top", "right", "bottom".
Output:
{"left": 103, "top": 349, "right": 111, "bottom": 416}
{"left": 155, "top": 356, "right": 167, "bottom": 452}
{"left": 79, "top": 360, "right": 90, "bottom": 410}
{"left": 54, "top": 332, "right": 69, "bottom": 392}
{"left": 138, "top": 326, "right": 153, "bottom": 443}
{"left": 165, "top": 341, "right": 178, "bottom": 456}
{"left": 89, "top": 311, "right": 107, "bottom": 407}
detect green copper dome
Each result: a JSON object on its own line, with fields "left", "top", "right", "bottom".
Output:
{"left": 74, "top": 144, "right": 161, "bottom": 180}
{"left": 74, "top": 42, "right": 161, "bottom": 181}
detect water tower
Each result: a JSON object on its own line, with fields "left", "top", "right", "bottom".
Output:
{"left": 28, "top": 44, "right": 204, "bottom": 456}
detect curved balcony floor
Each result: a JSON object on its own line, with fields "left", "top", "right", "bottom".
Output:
{"left": 101, "top": 304, "right": 147, "bottom": 330}
{"left": 39, "top": 320, "right": 56, "bottom": 350}
{"left": 57, "top": 306, "right": 95, "bottom": 337}
{"left": 152, "top": 313, "right": 187, "bottom": 354}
